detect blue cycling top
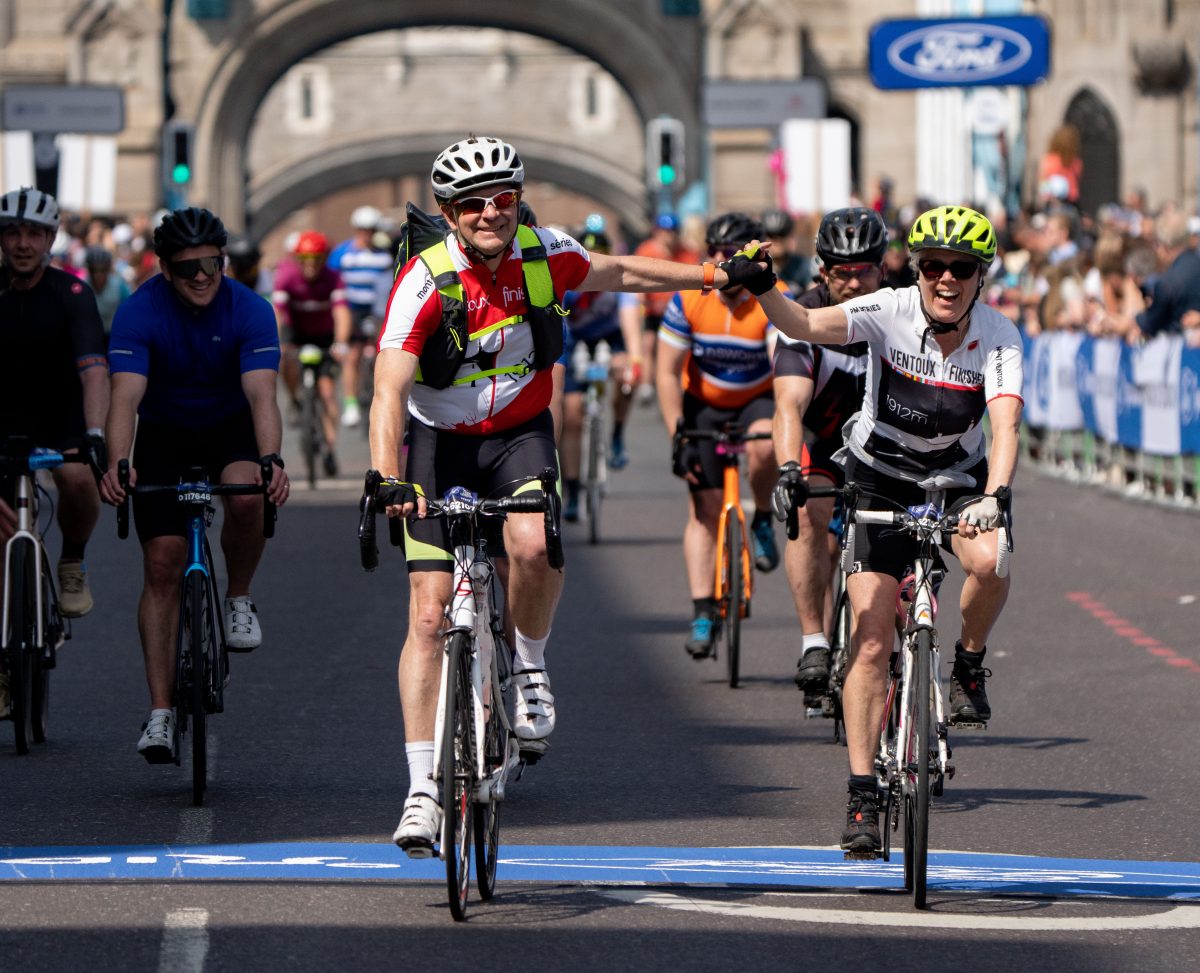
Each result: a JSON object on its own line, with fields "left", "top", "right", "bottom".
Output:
{"left": 563, "top": 290, "right": 631, "bottom": 343}
{"left": 108, "top": 275, "right": 281, "bottom": 428}
{"left": 328, "top": 239, "right": 395, "bottom": 311}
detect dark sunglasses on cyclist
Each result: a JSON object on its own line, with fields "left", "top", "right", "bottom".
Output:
{"left": 918, "top": 258, "right": 979, "bottom": 281}
{"left": 170, "top": 255, "right": 225, "bottom": 280}
{"left": 453, "top": 190, "right": 521, "bottom": 215}
{"left": 826, "top": 262, "right": 879, "bottom": 282}
{"left": 707, "top": 245, "right": 743, "bottom": 260}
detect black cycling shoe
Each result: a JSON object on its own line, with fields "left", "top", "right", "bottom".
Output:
{"left": 949, "top": 646, "right": 992, "bottom": 724}
{"left": 323, "top": 451, "right": 339, "bottom": 478}
{"left": 840, "top": 787, "right": 882, "bottom": 856}
{"left": 685, "top": 615, "right": 717, "bottom": 659}
{"left": 794, "top": 646, "right": 831, "bottom": 693}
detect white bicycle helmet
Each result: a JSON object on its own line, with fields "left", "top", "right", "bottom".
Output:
{"left": 351, "top": 205, "right": 382, "bottom": 230}
{"left": 430, "top": 136, "right": 524, "bottom": 201}
{"left": 0, "top": 187, "right": 60, "bottom": 231}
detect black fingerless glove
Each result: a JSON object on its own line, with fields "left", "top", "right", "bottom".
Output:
{"left": 671, "top": 420, "right": 702, "bottom": 481}
{"left": 719, "top": 244, "right": 777, "bottom": 295}
{"left": 771, "top": 461, "right": 804, "bottom": 523}
{"left": 86, "top": 432, "right": 108, "bottom": 476}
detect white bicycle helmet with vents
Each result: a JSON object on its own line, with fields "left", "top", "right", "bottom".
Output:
{"left": 430, "top": 136, "right": 524, "bottom": 201}
{"left": 0, "top": 187, "right": 61, "bottom": 231}
{"left": 351, "top": 205, "right": 382, "bottom": 230}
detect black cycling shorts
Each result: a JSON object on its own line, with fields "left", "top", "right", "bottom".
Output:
{"left": 843, "top": 457, "right": 989, "bottom": 581}
{"left": 402, "top": 410, "right": 560, "bottom": 572}
{"left": 682, "top": 392, "right": 775, "bottom": 493}
{"left": 131, "top": 411, "right": 261, "bottom": 543}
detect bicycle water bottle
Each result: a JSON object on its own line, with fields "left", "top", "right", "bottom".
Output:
{"left": 595, "top": 339, "right": 612, "bottom": 368}
{"left": 571, "top": 340, "right": 590, "bottom": 383}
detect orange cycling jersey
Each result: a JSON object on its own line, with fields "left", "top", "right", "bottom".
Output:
{"left": 658, "top": 283, "right": 787, "bottom": 409}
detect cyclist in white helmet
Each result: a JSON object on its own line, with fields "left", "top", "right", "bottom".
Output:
{"left": 372, "top": 135, "right": 774, "bottom": 856}
{"left": 0, "top": 188, "right": 109, "bottom": 636}
{"left": 329, "top": 205, "right": 395, "bottom": 428}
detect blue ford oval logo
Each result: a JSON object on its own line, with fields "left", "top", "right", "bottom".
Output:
{"left": 887, "top": 24, "right": 1032, "bottom": 83}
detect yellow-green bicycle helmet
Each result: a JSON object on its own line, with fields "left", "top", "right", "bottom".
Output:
{"left": 907, "top": 205, "right": 997, "bottom": 264}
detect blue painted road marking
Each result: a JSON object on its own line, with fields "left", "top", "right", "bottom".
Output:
{"left": 1, "top": 844, "right": 1198, "bottom": 900}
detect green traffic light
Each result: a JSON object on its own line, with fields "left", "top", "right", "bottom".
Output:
{"left": 658, "top": 164, "right": 677, "bottom": 185}
{"left": 172, "top": 163, "right": 191, "bottom": 184}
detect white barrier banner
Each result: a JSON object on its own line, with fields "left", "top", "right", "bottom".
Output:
{"left": 1135, "top": 335, "right": 1182, "bottom": 455}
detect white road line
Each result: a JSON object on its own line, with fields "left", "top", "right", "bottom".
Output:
{"left": 158, "top": 907, "right": 209, "bottom": 973}
{"left": 601, "top": 890, "right": 1200, "bottom": 931}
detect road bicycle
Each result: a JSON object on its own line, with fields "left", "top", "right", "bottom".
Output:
{"left": 297, "top": 344, "right": 337, "bottom": 488}
{"left": 117, "top": 458, "right": 276, "bottom": 805}
{"left": 1, "top": 438, "right": 99, "bottom": 754}
{"left": 678, "top": 424, "right": 772, "bottom": 688}
{"left": 570, "top": 339, "right": 612, "bottom": 545}
{"left": 358, "top": 466, "right": 562, "bottom": 920}
{"left": 801, "top": 479, "right": 1011, "bottom": 908}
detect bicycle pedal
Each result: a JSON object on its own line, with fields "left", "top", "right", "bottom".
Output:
{"left": 518, "top": 739, "right": 550, "bottom": 765}
{"left": 949, "top": 719, "right": 987, "bottom": 730}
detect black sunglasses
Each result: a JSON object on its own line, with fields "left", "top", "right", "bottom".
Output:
{"left": 918, "top": 258, "right": 979, "bottom": 281}
{"left": 171, "top": 255, "right": 224, "bottom": 280}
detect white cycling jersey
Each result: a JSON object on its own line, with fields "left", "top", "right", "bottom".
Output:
{"left": 838, "top": 286, "right": 1023, "bottom": 480}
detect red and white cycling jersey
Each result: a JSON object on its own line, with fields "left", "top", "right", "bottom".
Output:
{"left": 379, "top": 228, "right": 591, "bottom": 434}
{"left": 840, "top": 286, "right": 1023, "bottom": 479}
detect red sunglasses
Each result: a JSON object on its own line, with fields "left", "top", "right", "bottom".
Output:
{"left": 453, "top": 190, "right": 521, "bottom": 215}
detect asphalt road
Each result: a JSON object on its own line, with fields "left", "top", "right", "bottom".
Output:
{"left": 2, "top": 400, "right": 1198, "bottom": 971}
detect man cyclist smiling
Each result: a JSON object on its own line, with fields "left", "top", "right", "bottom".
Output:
{"left": 101, "top": 207, "right": 289, "bottom": 763}
{"left": 728, "top": 205, "right": 1023, "bottom": 857}
{"left": 372, "top": 135, "right": 764, "bottom": 857}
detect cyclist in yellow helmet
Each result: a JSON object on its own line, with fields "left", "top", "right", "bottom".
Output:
{"left": 722, "top": 204, "right": 1022, "bottom": 857}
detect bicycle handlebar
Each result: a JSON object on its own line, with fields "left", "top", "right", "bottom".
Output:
{"left": 116, "top": 457, "right": 277, "bottom": 541}
{"left": 796, "top": 481, "right": 1013, "bottom": 578}
{"left": 357, "top": 466, "right": 564, "bottom": 572}
{"left": 0, "top": 437, "right": 104, "bottom": 483}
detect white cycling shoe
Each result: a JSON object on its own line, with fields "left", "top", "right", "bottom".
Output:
{"left": 224, "top": 597, "right": 262, "bottom": 652}
{"left": 513, "top": 669, "right": 556, "bottom": 741}
{"left": 393, "top": 794, "right": 442, "bottom": 858}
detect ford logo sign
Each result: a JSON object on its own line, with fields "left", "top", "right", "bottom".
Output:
{"left": 888, "top": 24, "right": 1030, "bottom": 83}
{"left": 870, "top": 16, "right": 1051, "bottom": 90}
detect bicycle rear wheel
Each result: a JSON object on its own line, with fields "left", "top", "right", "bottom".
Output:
{"left": 187, "top": 572, "right": 209, "bottom": 806}
{"left": 586, "top": 409, "right": 604, "bottom": 545}
{"left": 724, "top": 515, "right": 744, "bottom": 688}
{"left": 903, "top": 629, "right": 932, "bottom": 908}
{"left": 442, "top": 631, "right": 474, "bottom": 920}
{"left": 5, "top": 540, "right": 37, "bottom": 755}
{"left": 827, "top": 582, "right": 851, "bottom": 738}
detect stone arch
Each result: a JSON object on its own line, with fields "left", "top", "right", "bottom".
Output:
{"left": 192, "top": 0, "right": 702, "bottom": 230}
{"left": 1064, "top": 87, "right": 1120, "bottom": 216}
{"left": 247, "top": 132, "right": 651, "bottom": 238}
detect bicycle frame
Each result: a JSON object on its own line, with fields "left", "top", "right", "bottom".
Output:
{"left": 432, "top": 527, "right": 516, "bottom": 806}
{"left": 713, "top": 442, "right": 752, "bottom": 613}
{"left": 2, "top": 469, "right": 61, "bottom": 656}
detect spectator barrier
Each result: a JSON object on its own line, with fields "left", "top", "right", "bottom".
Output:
{"left": 1021, "top": 332, "right": 1200, "bottom": 508}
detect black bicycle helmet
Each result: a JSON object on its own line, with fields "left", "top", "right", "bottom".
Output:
{"left": 706, "top": 212, "right": 765, "bottom": 249}
{"left": 517, "top": 200, "right": 538, "bottom": 227}
{"left": 153, "top": 207, "right": 228, "bottom": 258}
{"left": 580, "top": 229, "right": 611, "bottom": 254}
{"left": 225, "top": 236, "right": 262, "bottom": 268}
{"left": 761, "top": 208, "right": 794, "bottom": 238}
{"left": 815, "top": 208, "right": 888, "bottom": 265}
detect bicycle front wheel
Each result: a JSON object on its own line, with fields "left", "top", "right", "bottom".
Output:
{"left": 5, "top": 540, "right": 37, "bottom": 755}
{"left": 904, "top": 629, "right": 932, "bottom": 908}
{"left": 301, "top": 383, "right": 319, "bottom": 488}
{"left": 724, "top": 516, "right": 744, "bottom": 688}
{"left": 473, "top": 660, "right": 507, "bottom": 900}
{"left": 586, "top": 410, "right": 604, "bottom": 545}
{"left": 187, "top": 572, "right": 209, "bottom": 807}
{"left": 442, "top": 631, "right": 474, "bottom": 920}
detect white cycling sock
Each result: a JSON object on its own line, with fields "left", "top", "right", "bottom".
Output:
{"left": 513, "top": 628, "right": 549, "bottom": 672}
{"left": 405, "top": 741, "right": 436, "bottom": 799}
{"left": 802, "top": 632, "right": 830, "bottom": 652}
